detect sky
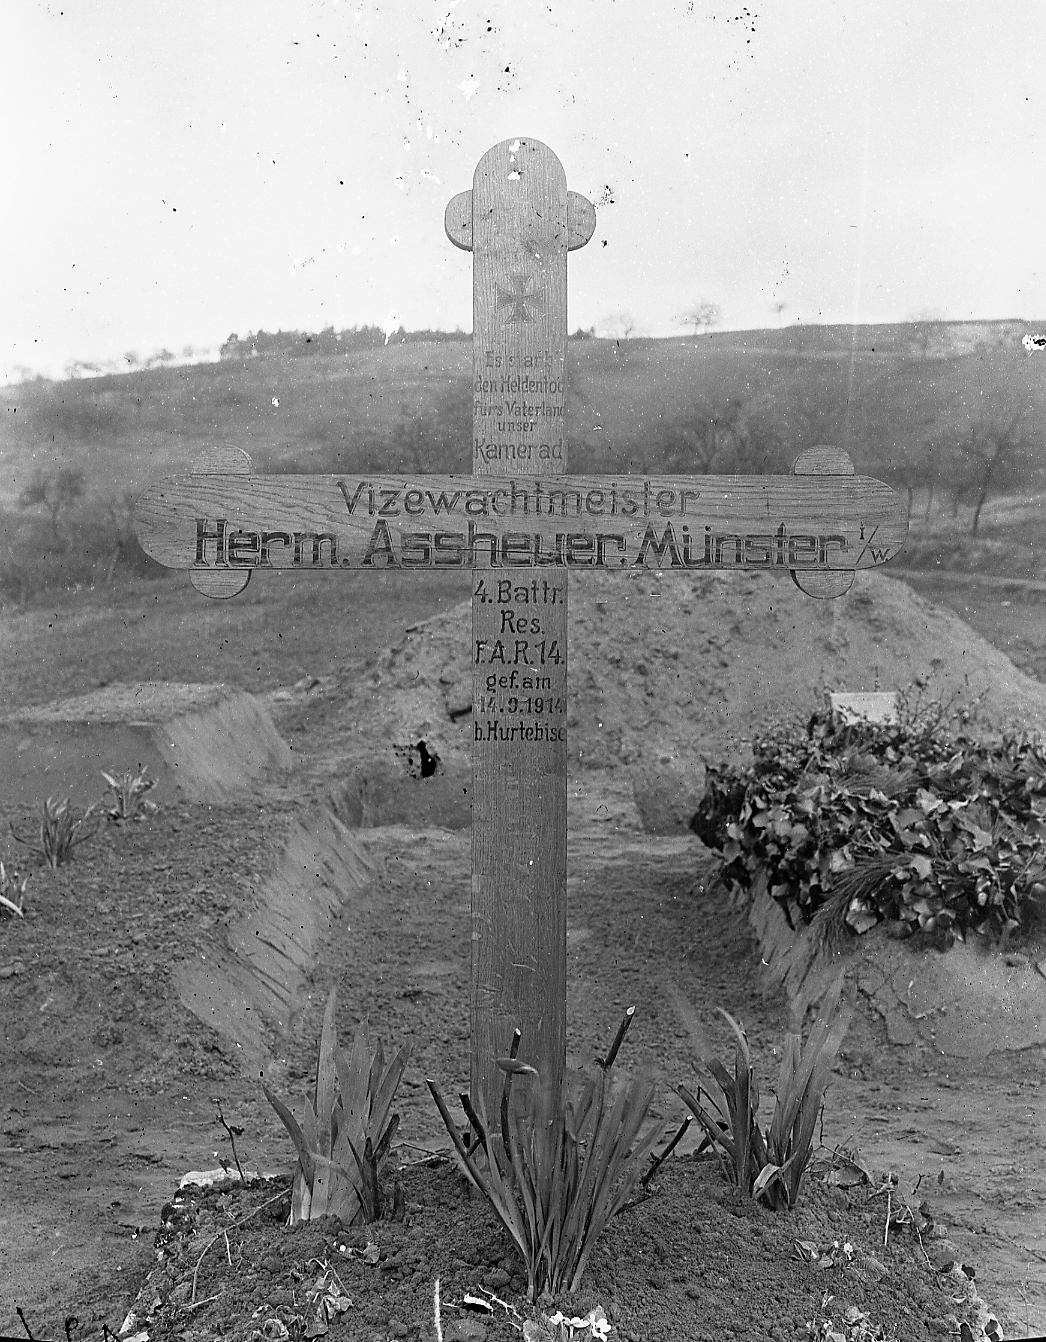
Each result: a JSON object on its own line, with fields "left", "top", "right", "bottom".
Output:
{"left": 2, "top": 0, "right": 1044, "bottom": 383}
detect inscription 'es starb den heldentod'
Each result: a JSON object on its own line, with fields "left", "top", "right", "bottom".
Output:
{"left": 188, "top": 475, "right": 895, "bottom": 574}
{"left": 474, "top": 343, "right": 564, "bottom": 466}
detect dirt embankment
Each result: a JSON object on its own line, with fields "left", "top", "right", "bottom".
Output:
{"left": 339, "top": 567, "right": 1046, "bottom": 820}
{"left": 4, "top": 566, "right": 1046, "bottom": 1339}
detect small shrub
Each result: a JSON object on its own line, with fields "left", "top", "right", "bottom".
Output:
{"left": 101, "top": 768, "right": 158, "bottom": 821}
{"left": 428, "top": 1010, "right": 662, "bottom": 1302}
{"left": 691, "top": 690, "right": 1046, "bottom": 945}
{"left": 0, "top": 863, "right": 28, "bottom": 918}
{"left": 0, "top": 496, "right": 163, "bottom": 610}
{"left": 671, "top": 976, "right": 850, "bottom": 1210}
{"left": 262, "top": 988, "right": 410, "bottom": 1224}
{"left": 10, "top": 797, "right": 99, "bottom": 868}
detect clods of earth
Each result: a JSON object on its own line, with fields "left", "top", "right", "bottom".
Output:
{"left": 117, "top": 1157, "right": 997, "bottom": 1342}
{"left": 2, "top": 570, "right": 1046, "bottom": 1340}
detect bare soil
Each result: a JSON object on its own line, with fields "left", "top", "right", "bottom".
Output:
{"left": 2, "top": 569, "right": 1045, "bottom": 1341}
{"left": 894, "top": 570, "right": 1046, "bottom": 689}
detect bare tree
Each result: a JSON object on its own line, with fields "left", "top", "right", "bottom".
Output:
{"left": 599, "top": 311, "right": 641, "bottom": 340}
{"left": 907, "top": 308, "right": 947, "bottom": 360}
{"left": 782, "top": 377, "right": 848, "bottom": 456}
{"left": 960, "top": 412, "right": 1032, "bottom": 535}
{"left": 64, "top": 359, "right": 101, "bottom": 380}
{"left": 719, "top": 393, "right": 793, "bottom": 474}
{"left": 676, "top": 300, "right": 722, "bottom": 336}
{"left": 103, "top": 490, "right": 139, "bottom": 584}
{"left": 389, "top": 382, "right": 472, "bottom": 474}
{"left": 642, "top": 402, "right": 718, "bottom": 475}
{"left": 771, "top": 300, "right": 788, "bottom": 327}
{"left": 876, "top": 446, "right": 919, "bottom": 520}
{"left": 0, "top": 543, "right": 32, "bottom": 608}
{"left": 921, "top": 404, "right": 1038, "bottom": 533}
{"left": 18, "top": 467, "right": 86, "bottom": 542}
{"left": 647, "top": 395, "right": 786, "bottom": 477}
{"left": 908, "top": 440, "right": 945, "bottom": 520}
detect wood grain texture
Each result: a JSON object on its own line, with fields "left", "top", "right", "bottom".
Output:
{"left": 192, "top": 445, "right": 254, "bottom": 476}
{"left": 130, "top": 135, "right": 912, "bottom": 1126}
{"left": 566, "top": 192, "right": 597, "bottom": 251}
{"left": 792, "top": 445, "right": 856, "bottom": 476}
{"left": 466, "top": 137, "right": 586, "bottom": 1110}
{"left": 444, "top": 191, "right": 473, "bottom": 252}
{"left": 790, "top": 570, "right": 855, "bottom": 598}
{"left": 189, "top": 568, "right": 252, "bottom": 599}
{"left": 134, "top": 471, "right": 908, "bottom": 573}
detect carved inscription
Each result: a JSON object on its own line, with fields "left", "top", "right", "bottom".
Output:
{"left": 473, "top": 576, "right": 566, "bottom": 747}
{"left": 190, "top": 515, "right": 860, "bottom": 571}
{"left": 135, "top": 135, "right": 910, "bottom": 1126}
{"left": 137, "top": 472, "right": 906, "bottom": 576}
{"left": 162, "top": 473, "right": 906, "bottom": 575}
{"left": 474, "top": 349, "right": 565, "bottom": 467}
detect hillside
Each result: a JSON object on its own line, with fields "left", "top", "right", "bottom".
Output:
{"left": 2, "top": 319, "right": 1042, "bottom": 503}
{"left": 2, "top": 320, "right": 1044, "bottom": 606}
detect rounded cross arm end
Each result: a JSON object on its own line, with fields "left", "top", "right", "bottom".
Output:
{"left": 445, "top": 191, "right": 474, "bottom": 251}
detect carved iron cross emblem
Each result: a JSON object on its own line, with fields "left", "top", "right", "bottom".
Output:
{"left": 495, "top": 271, "right": 543, "bottom": 323}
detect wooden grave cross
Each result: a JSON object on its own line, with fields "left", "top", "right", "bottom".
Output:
{"left": 134, "top": 137, "right": 908, "bottom": 1115}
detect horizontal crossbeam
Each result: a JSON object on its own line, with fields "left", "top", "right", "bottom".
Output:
{"left": 135, "top": 468, "right": 907, "bottom": 577}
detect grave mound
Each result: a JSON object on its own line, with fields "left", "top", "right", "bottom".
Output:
{"left": 351, "top": 567, "right": 1046, "bottom": 832}
{"left": 349, "top": 566, "right": 1046, "bottom": 1064}
{"left": 745, "top": 869, "right": 1046, "bottom": 1059}
{"left": 0, "top": 681, "right": 293, "bottom": 809}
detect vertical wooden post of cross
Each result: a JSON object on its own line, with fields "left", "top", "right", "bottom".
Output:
{"left": 446, "top": 139, "right": 595, "bottom": 1113}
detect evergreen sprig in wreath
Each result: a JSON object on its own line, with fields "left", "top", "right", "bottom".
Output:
{"left": 690, "top": 691, "right": 1046, "bottom": 947}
